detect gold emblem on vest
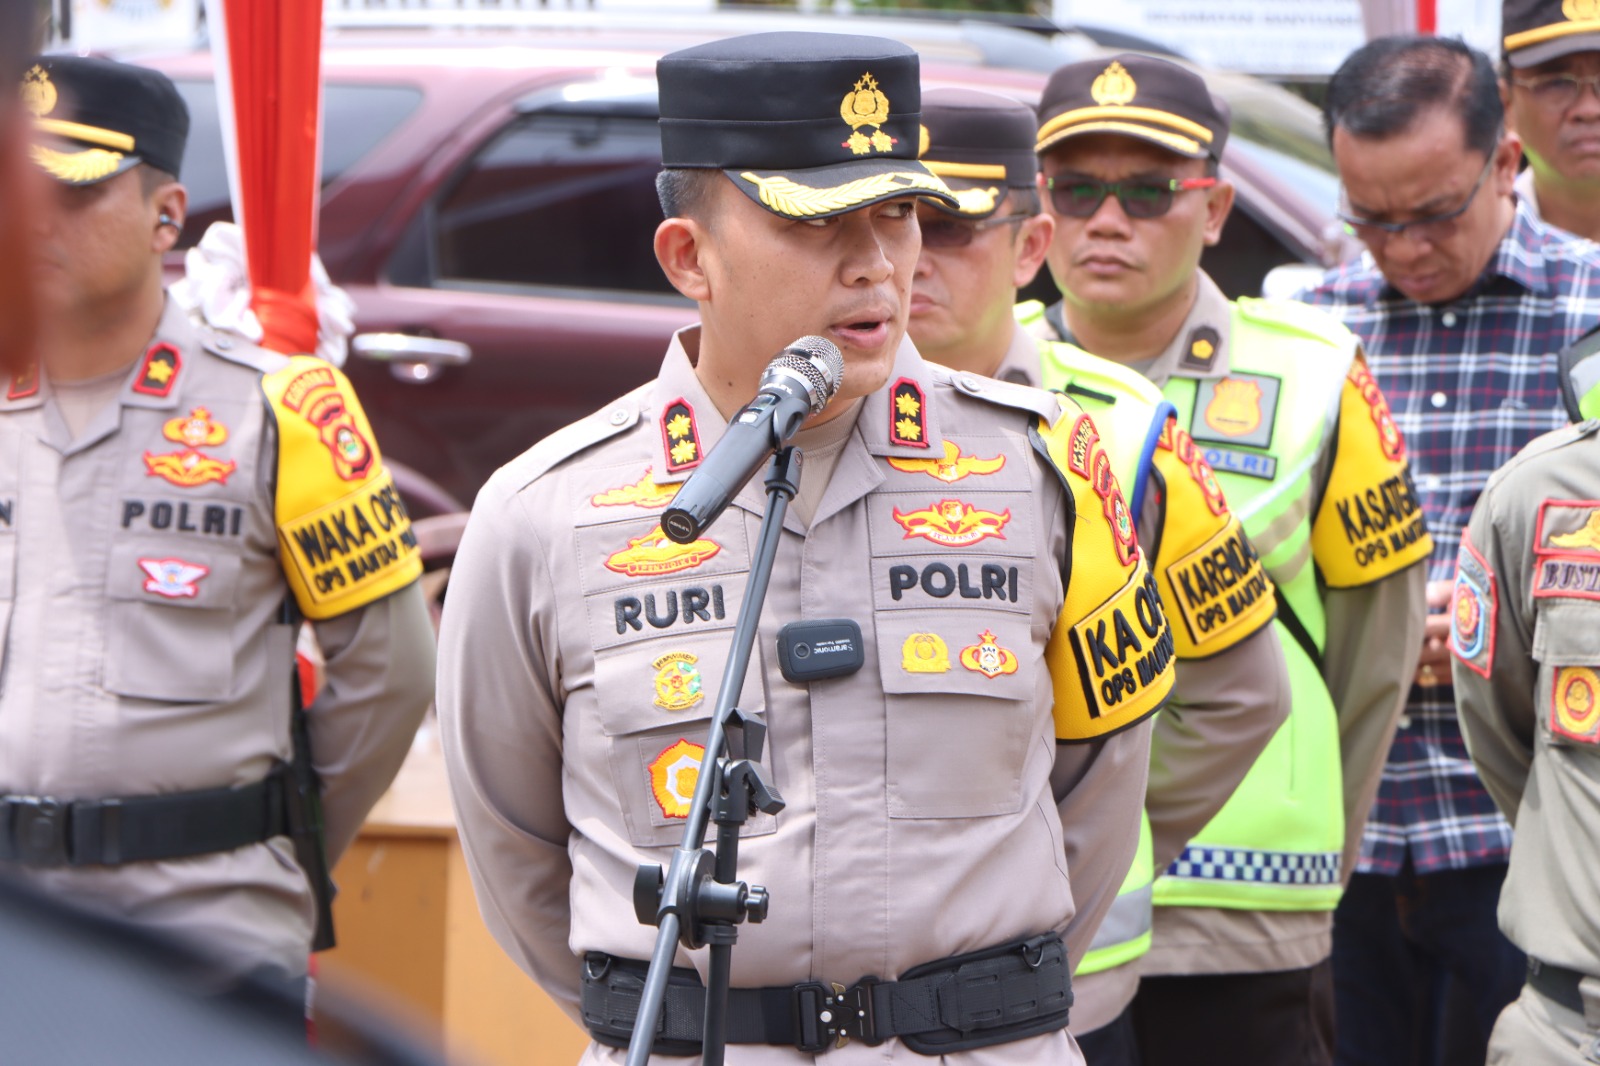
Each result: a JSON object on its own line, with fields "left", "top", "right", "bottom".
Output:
{"left": 892, "top": 498, "right": 1011, "bottom": 547}
{"left": 901, "top": 632, "right": 951, "bottom": 673}
{"left": 591, "top": 468, "right": 681, "bottom": 509}
{"left": 1553, "top": 666, "right": 1600, "bottom": 743}
{"left": 1551, "top": 511, "right": 1600, "bottom": 553}
{"left": 959, "top": 629, "right": 1018, "bottom": 678}
{"left": 605, "top": 524, "right": 722, "bottom": 577}
{"left": 1204, "top": 378, "right": 1263, "bottom": 439}
{"left": 648, "top": 738, "right": 705, "bottom": 818}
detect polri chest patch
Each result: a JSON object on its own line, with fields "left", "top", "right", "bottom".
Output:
{"left": 1189, "top": 373, "right": 1281, "bottom": 450}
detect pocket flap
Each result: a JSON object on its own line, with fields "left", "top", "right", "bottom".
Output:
{"left": 1534, "top": 603, "right": 1600, "bottom": 665}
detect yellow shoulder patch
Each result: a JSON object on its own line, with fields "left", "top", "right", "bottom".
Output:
{"left": 1311, "top": 358, "right": 1433, "bottom": 588}
{"left": 1035, "top": 408, "right": 1175, "bottom": 741}
{"left": 1152, "top": 422, "right": 1277, "bottom": 658}
{"left": 263, "top": 356, "right": 422, "bottom": 619}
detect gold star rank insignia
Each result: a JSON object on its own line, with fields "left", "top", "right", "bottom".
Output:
{"left": 133, "top": 343, "right": 182, "bottom": 398}
{"left": 660, "top": 398, "right": 702, "bottom": 474}
{"left": 889, "top": 378, "right": 928, "bottom": 449}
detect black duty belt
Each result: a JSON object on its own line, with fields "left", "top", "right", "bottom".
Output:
{"left": 1528, "top": 957, "right": 1590, "bottom": 1015}
{"left": 580, "top": 932, "right": 1072, "bottom": 1056}
{"left": 0, "top": 768, "right": 291, "bottom": 868}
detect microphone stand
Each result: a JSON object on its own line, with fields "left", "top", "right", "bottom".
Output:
{"left": 625, "top": 447, "right": 799, "bottom": 1066}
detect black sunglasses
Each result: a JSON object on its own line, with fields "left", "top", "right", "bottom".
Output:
{"left": 1044, "top": 176, "right": 1218, "bottom": 220}
{"left": 919, "top": 212, "right": 1033, "bottom": 250}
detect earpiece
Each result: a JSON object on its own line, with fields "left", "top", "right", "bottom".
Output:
{"left": 158, "top": 213, "right": 180, "bottom": 230}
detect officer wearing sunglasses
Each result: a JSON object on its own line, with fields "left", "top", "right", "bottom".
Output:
{"left": 1028, "top": 52, "right": 1431, "bottom": 1066}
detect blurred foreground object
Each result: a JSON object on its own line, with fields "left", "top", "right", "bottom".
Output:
{"left": 0, "top": 0, "right": 40, "bottom": 375}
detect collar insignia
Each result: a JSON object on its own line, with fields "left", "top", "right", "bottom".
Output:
{"left": 132, "top": 343, "right": 182, "bottom": 398}
{"left": 661, "top": 398, "right": 702, "bottom": 474}
{"left": 21, "top": 66, "right": 56, "bottom": 118}
{"left": 592, "top": 468, "right": 681, "bottom": 509}
{"left": 901, "top": 632, "right": 951, "bottom": 674}
{"left": 1091, "top": 61, "right": 1137, "bottom": 107}
{"left": 888, "top": 439, "right": 1005, "bottom": 483}
{"left": 605, "top": 523, "right": 721, "bottom": 577}
{"left": 960, "top": 629, "right": 1019, "bottom": 678}
{"left": 648, "top": 738, "right": 705, "bottom": 818}
{"left": 138, "top": 556, "right": 210, "bottom": 599}
{"left": 889, "top": 377, "right": 928, "bottom": 449}
{"left": 652, "top": 652, "right": 704, "bottom": 711}
{"left": 840, "top": 72, "right": 895, "bottom": 156}
{"left": 892, "top": 498, "right": 1011, "bottom": 547}
{"left": 7, "top": 363, "right": 39, "bottom": 401}
{"left": 1181, "top": 326, "right": 1220, "bottom": 372}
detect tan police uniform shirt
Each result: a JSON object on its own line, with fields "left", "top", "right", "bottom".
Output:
{"left": 0, "top": 298, "right": 435, "bottom": 977}
{"left": 1451, "top": 419, "right": 1600, "bottom": 979}
{"left": 964, "top": 324, "right": 1291, "bottom": 1031}
{"left": 1048, "top": 275, "right": 1424, "bottom": 975}
{"left": 440, "top": 327, "right": 1171, "bottom": 1064}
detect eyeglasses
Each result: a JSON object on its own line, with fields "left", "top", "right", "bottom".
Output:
{"left": 918, "top": 212, "right": 1033, "bottom": 250}
{"left": 1336, "top": 154, "right": 1495, "bottom": 245}
{"left": 1043, "top": 176, "right": 1218, "bottom": 219}
{"left": 1510, "top": 71, "right": 1600, "bottom": 109}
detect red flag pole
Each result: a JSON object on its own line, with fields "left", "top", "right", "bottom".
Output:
{"left": 218, "top": 0, "right": 322, "bottom": 355}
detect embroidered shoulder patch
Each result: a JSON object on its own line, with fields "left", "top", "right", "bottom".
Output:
{"left": 1450, "top": 532, "right": 1496, "bottom": 679}
{"left": 264, "top": 355, "right": 421, "bottom": 620}
{"left": 1552, "top": 667, "right": 1600, "bottom": 744}
{"left": 1310, "top": 364, "right": 1432, "bottom": 588}
{"left": 1055, "top": 567, "right": 1175, "bottom": 736}
{"left": 1534, "top": 500, "right": 1600, "bottom": 600}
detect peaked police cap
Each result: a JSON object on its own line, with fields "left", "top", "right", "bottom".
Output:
{"left": 657, "top": 31, "right": 956, "bottom": 220}
{"left": 20, "top": 55, "right": 188, "bottom": 186}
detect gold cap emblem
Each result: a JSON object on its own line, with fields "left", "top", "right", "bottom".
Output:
{"left": 839, "top": 72, "right": 895, "bottom": 156}
{"left": 1565, "top": 0, "right": 1600, "bottom": 21}
{"left": 21, "top": 65, "right": 56, "bottom": 118}
{"left": 1091, "top": 61, "right": 1137, "bottom": 107}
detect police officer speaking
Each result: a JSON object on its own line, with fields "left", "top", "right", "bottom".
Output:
{"left": 0, "top": 57, "right": 435, "bottom": 981}
{"left": 439, "top": 31, "right": 1176, "bottom": 1063}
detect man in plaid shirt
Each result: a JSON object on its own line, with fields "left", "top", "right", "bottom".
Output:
{"left": 1300, "top": 35, "right": 1600, "bottom": 1065}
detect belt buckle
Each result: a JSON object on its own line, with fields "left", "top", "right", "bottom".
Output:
{"left": 8, "top": 797, "right": 70, "bottom": 867}
{"left": 793, "top": 977, "right": 880, "bottom": 1052}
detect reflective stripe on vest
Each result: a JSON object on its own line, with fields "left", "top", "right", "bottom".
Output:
{"left": 1077, "top": 813, "right": 1154, "bottom": 975}
{"left": 1152, "top": 297, "right": 1354, "bottom": 912}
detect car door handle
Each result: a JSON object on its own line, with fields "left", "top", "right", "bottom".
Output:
{"left": 351, "top": 333, "right": 472, "bottom": 383}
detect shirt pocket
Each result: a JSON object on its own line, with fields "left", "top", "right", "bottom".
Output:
{"left": 1532, "top": 604, "right": 1600, "bottom": 751}
{"left": 103, "top": 541, "right": 241, "bottom": 703}
{"left": 592, "top": 633, "right": 776, "bottom": 849}
{"left": 874, "top": 611, "right": 1035, "bottom": 819}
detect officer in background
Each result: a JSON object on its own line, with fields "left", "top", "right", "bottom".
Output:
{"left": 439, "top": 32, "right": 1175, "bottom": 1063}
{"left": 1450, "top": 419, "right": 1600, "bottom": 1062}
{"left": 2, "top": 57, "right": 434, "bottom": 983}
{"left": 1029, "top": 53, "right": 1430, "bottom": 1064}
{"left": 908, "top": 86, "right": 1290, "bottom": 1063}
{"left": 1502, "top": 0, "right": 1600, "bottom": 241}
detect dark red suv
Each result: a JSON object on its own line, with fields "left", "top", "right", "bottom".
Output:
{"left": 144, "top": 11, "right": 1342, "bottom": 514}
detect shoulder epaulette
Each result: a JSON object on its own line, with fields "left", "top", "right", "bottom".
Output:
{"left": 198, "top": 328, "right": 290, "bottom": 376}
{"left": 502, "top": 387, "right": 647, "bottom": 492}
{"left": 927, "top": 363, "right": 1061, "bottom": 424}
{"left": 1485, "top": 421, "right": 1599, "bottom": 496}
{"left": 1235, "top": 296, "right": 1358, "bottom": 349}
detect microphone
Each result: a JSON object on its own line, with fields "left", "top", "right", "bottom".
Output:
{"left": 661, "top": 336, "right": 844, "bottom": 544}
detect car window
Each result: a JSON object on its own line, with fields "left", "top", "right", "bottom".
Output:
{"left": 430, "top": 112, "right": 677, "bottom": 297}
{"left": 168, "top": 79, "right": 423, "bottom": 249}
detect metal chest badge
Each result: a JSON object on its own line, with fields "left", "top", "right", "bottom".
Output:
{"left": 1553, "top": 666, "right": 1600, "bottom": 743}
{"left": 144, "top": 406, "right": 238, "bottom": 487}
{"left": 840, "top": 72, "right": 895, "bottom": 156}
{"left": 901, "top": 632, "right": 951, "bottom": 673}
{"left": 652, "top": 651, "right": 705, "bottom": 711}
{"left": 960, "top": 629, "right": 1018, "bottom": 678}
{"left": 887, "top": 439, "right": 1005, "bottom": 483}
{"left": 648, "top": 738, "right": 705, "bottom": 818}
